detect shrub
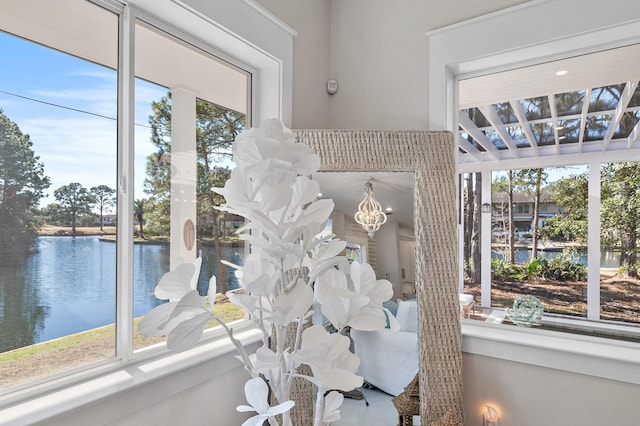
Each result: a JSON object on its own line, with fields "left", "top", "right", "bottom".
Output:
{"left": 524, "top": 256, "right": 549, "bottom": 279}
{"left": 542, "top": 249, "right": 586, "bottom": 281}
{"left": 491, "top": 257, "right": 523, "bottom": 281}
{"left": 492, "top": 250, "right": 586, "bottom": 282}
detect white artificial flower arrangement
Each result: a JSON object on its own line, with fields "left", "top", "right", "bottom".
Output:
{"left": 139, "top": 119, "right": 395, "bottom": 426}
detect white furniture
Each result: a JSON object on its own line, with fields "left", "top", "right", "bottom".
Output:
{"left": 350, "top": 300, "right": 419, "bottom": 396}
{"left": 459, "top": 293, "right": 475, "bottom": 318}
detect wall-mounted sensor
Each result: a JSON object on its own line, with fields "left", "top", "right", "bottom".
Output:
{"left": 327, "top": 79, "right": 338, "bottom": 95}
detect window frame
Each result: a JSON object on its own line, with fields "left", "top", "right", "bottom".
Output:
{"left": 428, "top": 0, "right": 640, "bottom": 386}
{"left": 0, "top": 0, "right": 292, "bottom": 416}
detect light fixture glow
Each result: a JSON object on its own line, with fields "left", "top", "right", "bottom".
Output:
{"left": 354, "top": 180, "right": 387, "bottom": 239}
{"left": 555, "top": 69, "right": 568, "bottom": 76}
{"left": 483, "top": 405, "right": 500, "bottom": 426}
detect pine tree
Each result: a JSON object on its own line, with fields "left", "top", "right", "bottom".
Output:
{"left": 0, "top": 109, "right": 50, "bottom": 257}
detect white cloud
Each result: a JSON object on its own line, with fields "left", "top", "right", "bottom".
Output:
{"left": 20, "top": 117, "right": 117, "bottom": 206}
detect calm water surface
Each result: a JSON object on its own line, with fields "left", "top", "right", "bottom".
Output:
{"left": 0, "top": 236, "right": 242, "bottom": 352}
{"left": 494, "top": 248, "right": 621, "bottom": 268}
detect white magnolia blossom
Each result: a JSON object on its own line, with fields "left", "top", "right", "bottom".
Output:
{"left": 237, "top": 377, "right": 295, "bottom": 426}
{"left": 315, "top": 261, "right": 393, "bottom": 331}
{"left": 153, "top": 257, "right": 202, "bottom": 301}
{"left": 139, "top": 119, "right": 393, "bottom": 426}
{"left": 138, "top": 257, "right": 210, "bottom": 345}
{"left": 290, "top": 324, "right": 363, "bottom": 393}
{"left": 322, "top": 391, "right": 344, "bottom": 424}
{"left": 271, "top": 278, "right": 314, "bottom": 325}
{"left": 232, "top": 118, "right": 320, "bottom": 175}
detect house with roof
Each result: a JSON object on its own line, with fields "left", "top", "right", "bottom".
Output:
{"left": 491, "top": 191, "right": 560, "bottom": 235}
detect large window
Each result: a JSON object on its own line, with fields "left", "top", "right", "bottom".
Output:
{"left": 0, "top": 0, "right": 119, "bottom": 389}
{"left": 0, "top": 0, "right": 251, "bottom": 393}
{"left": 457, "top": 33, "right": 640, "bottom": 342}
{"left": 430, "top": 0, "right": 640, "bottom": 392}
{"left": 462, "top": 162, "right": 640, "bottom": 340}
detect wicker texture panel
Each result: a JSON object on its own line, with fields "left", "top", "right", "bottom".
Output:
{"left": 294, "top": 129, "right": 463, "bottom": 424}
{"left": 270, "top": 322, "right": 314, "bottom": 425}
{"left": 270, "top": 270, "right": 315, "bottom": 424}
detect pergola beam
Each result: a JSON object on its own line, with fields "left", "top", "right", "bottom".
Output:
{"left": 603, "top": 81, "right": 638, "bottom": 151}
{"left": 510, "top": 99, "right": 539, "bottom": 157}
{"left": 627, "top": 120, "right": 640, "bottom": 150}
{"left": 578, "top": 87, "right": 591, "bottom": 153}
{"left": 459, "top": 113, "right": 501, "bottom": 160}
{"left": 548, "top": 94, "right": 561, "bottom": 156}
{"left": 478, "top": 104, "right": 520, "bottom": 158}
{"left": 458, "top": 134, "right": 485, "bottom": 161}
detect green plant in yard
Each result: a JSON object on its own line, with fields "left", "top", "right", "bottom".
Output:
{"left": 492, "top": 250, "right": 585, "bottom": 282}
{"left": 524, "top": 256, "right": 549, "bottom": 280}
{"left": 542, "top": 249, "right": 586, "bottom": 281}
{"left": 491, "top": 257, "right": 523, "bottom": 281}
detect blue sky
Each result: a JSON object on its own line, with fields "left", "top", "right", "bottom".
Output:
{"left": 492, "top": 164, "right": 588, "bottom": 185}
{"left": 0, "top": 31, "right": 166, "bottom": 211}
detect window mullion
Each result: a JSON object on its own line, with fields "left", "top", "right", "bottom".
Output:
{"left": 587, "top": 162, "right": 601, "bottom": 321}
{"left": 481, "top": 170, "right": 492, "bottom": 308}
{"left": 116, "top": 4, "right": 136, "bottom": 363}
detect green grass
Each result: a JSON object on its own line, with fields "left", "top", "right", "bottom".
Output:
{"left": 0, "top": 324, "right": 115, "bottom": 364}
{"left": 0, "top": 297, "right": 245, "bottom": 364}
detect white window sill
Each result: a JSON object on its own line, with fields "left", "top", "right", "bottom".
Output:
{"left": 0, "top": 323, "right": 262, "bottom": 425}
{"left": 461, "top": 320, "right": 640, "bottom": 385}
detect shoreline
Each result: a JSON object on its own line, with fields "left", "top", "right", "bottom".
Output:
{"left": 38, "top": 226, "right": 241, "bottom": 247}
{"left": 38, "top": 225, "right": 117, "bottom": 237}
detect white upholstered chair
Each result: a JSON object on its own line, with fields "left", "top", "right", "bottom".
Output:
{"left": 350, "top": 300, "right": 419, "bottom": 396}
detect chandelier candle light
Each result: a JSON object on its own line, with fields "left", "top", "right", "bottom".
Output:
{"left": 354, "top": 180, "right": 387, "bottom": 239}
{"left": 138, "top": 119, "right": 396, "bottom": 426}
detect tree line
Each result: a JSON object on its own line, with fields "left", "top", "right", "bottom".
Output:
{"left": 1, "top": 96, "right": 244, "bottom": 294}
{"left": 41, "top": 183, "right": 115, "bottom": 233}
{"left": 464, "top": 163, "right": 640, "bottom": 282}
{"left": 0, "top": 107, "right": 117, "bottom": 250}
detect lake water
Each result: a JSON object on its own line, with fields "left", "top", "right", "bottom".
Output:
{"left": 0, "top": 236, "right": 243, "bottom": 353}
{"left": 494, "top": 248, "right": 621, "bottom": 268}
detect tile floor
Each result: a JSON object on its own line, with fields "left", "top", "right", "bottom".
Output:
{"left": 334, "top": 387, "right": 421, "bottom": 426}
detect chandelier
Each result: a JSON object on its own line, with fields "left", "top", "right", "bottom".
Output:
{"left": 354, "top": 180, "right": 387, "bottom": 238}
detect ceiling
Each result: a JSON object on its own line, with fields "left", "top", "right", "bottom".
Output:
{"left": 458, "top": 43, "right": 640, "bottom": 170}
{"left": 312, "top": 171, "right": 415, "bottom": 230}
{"left": 0, "top": 0, "right": 248, "bottom": 115}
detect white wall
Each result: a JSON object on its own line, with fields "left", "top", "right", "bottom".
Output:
{"left": 36, "top": 346, "right": 257, "bottom": 426}
{"left": 374, "top": 219, "right": 402, "bottom": 297}
{"left": 255, "top": 0, "right": 332, "bottom": 129}
{"left": 260, "top": 0, "right": 527, "bottom": 130}
{"left": 463, "top": 352, "right": 640, "bottom": 426}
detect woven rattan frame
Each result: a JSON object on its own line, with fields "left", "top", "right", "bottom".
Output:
{"left": 294, "top": 129, "right": 463, "bottom": 423}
